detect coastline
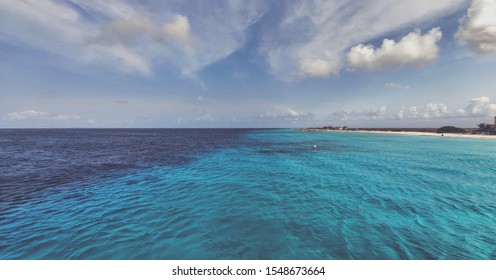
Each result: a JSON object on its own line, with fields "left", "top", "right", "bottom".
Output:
{"left": 298, "top": 128, "right": 496, "bottom": 140}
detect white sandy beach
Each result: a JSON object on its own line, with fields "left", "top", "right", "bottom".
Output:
{"left": 302, "top": 129, "right": 496, "bottom": 140}
{"left": 354, "top": 130, "right": 496, "bottom": 140}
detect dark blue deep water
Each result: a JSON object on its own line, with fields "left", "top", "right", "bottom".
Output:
{"left": 0, "top": 129, "right": 495, "bottom": 259}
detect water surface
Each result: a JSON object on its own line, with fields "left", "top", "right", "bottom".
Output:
{"left": 1, "top": 129, "right": 495, "bottom": 259}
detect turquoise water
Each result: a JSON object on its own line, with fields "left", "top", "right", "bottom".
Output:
{"left": 1, "top": 129, "right": 495, "bottom": 259}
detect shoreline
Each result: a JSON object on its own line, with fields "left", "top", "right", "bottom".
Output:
{"left": 298, "top": 128, "right": 496, "bottom": 140}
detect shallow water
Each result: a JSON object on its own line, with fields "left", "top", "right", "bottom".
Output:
{"left": 1, "top": 129, "right": 495, "bottom": 259}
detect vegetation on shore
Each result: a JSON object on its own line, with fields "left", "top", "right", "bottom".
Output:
{"left": 475, "top": 123, "right": 496, "bottom": 135}
{"left": 436, "top": 126, "right": 466, "bottom": 134}
{"left": 301, "top": 121, "right": 496, "bottom": 136}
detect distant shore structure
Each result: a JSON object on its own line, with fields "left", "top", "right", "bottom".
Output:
{"left": 300, "top": 116, "right": 496, "bottom": 136}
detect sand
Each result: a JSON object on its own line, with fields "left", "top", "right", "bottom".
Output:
{"left": 355, "top": 130, "right": 496, "bottom": 140}
{"left": 301, "top": 129, "right": 496, "bottom": 140}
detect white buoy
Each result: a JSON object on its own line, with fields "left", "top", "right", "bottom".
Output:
{"left": 313, "top": 145, "right": 317, "bottom": 149}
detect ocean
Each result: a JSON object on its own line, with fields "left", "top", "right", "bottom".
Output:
{"left": 0, "top": 129, "right": 495, "bottom": 259}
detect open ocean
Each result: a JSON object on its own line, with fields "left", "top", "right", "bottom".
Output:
{"left": 0, "top": 129, "right": 495, "bottom": 259}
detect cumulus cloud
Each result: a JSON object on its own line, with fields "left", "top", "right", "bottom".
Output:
{"left": 456, "top": 0, "right": 496, "bottom": 53}
{"left": 7, "top": 110, "right": 81, "bottom": 121}
{"left": 394, "top": 102, "right": 455, "bottom": 120}
{"left": 347, "top": 28, "right": 442, "bottom": 70}
{"left": 422, "top": 103, "right": 449, "bottom": 118}
{"left": 463, "top": 96, "right": 496, "bottom": 117}
{"left": 385, "top": 82, "right": 411, "bottom": 90}
{"left": 257, "top": 109, "right": 314, "bottom": 121}
{"left": 328, "top": 97, "right": 496, "bottom": 123}
{"left": 396, "top": 106, "right": 418, "bottom": 120}
{"left": 260, "top": 0, "right": 465, "bottom": 80}
{"left": 331, "top": 106, "right": 387, "bottom": 121}
{"left": 0, "top": 0, "right": 471, "bottom": 80}
{"left": 395, "top": 96, "right": 496, "bottom": 120}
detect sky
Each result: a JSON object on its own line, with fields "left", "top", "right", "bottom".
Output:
{"left": 1, "top": 0, "right": 496, "bottom": 128}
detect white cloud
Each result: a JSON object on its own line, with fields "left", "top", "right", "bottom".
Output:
{"left": 163, "top": 14, "right": 192, "bottom": 44}
{"left": 91, "top": 13, "right": 193, "bottom": 47}
{"left": 347, "top": 28, "right": 442, "bottom": 70}
{"left": 86, "top": 13, "right": 195, "bottom": 74}
{"left": 299, "top": 58, "right": 340, "bottom": 77}
{"left": 331, "top": 106, "right": 387, "bottom": 121}
{"left": 422, "top": 102, "right": 449, "bottom": 118}
{"left": 68, "top": 0, "right": 138, "bottom": 20}
{"left": 327, "top": 97, "right": 496, "bottom": 123}
{"left": 259, "top": 0, "right": 465, "bottom": 80}
{"left": 396, "top": 106, "right": 418, "bottom": 120}
{"left": 0, "top": 0, "right": 268, "bottom": 76}
{"left": 456, "top": 0, "right": 496, "bottom": 53}
{"left": 257, "top": 109, "right": 314, "bottom": 121}
{"left": 385, "top": 82, "right": 411, "bottom": 90}
{"left": 394, "top": 96, "right": 496, "bottom": 120}
{"left": 7, "top": 110, "right": 81, "bottom": 121}
{"left": 86, "top": 44, "right": 152, "bottom": 74}
{"left": 7, "top": 110, "right": 49, "bottom": 120}
{"left": 463, "top": 96, "right": 496, "bottom": 117}
{"left": 0, "top": 0, "right": 471, "bottom": 80}
{"left": 0, "top": 0, "right": 87, "bottom": 53}
{"left": 196, "top": 112, "right": 213, "bottom": 122}
{"left": 393, "top": 102, "right": 454, "bottom": 120}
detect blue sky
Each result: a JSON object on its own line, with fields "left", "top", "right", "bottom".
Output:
{"left": 1, "top": 0, "right": 496, "bottom": 128}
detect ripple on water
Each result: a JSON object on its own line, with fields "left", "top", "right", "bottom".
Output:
{"left": 1, "top": 129, "right": 495, "bottom": 259}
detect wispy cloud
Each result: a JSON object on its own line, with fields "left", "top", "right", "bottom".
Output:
{"left": 299, "top": 58, "right": 340, "bottom": 78}
{"left": 87, "top": 13, "right": 195, "bottom": 74}
{"left": 257, "top": 109, "right": 314, "bottom": 121}
{"left": 259, "top": 0, "right": 465, "bottom": 80}
{"left": 0, "top": 0, "right": 268, "bottom": 76}
{"left": 7, "top": 110, "right": 81, "bottom": 121}
{"left": 196, "top": 112, "right": 214, "bottom": 122}
{"left": 0, "top": 0, "right": 468, "bottom": 80}
{"left": 385, "top": 82, "right": 411, "bottom": 90}
{"left": 456, "top": 0, "right": 496, "bottom": 54}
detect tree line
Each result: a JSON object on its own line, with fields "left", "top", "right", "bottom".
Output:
{"left": 436, "top": 123, "right": 496, "bottom": 135}
{"left": 476, "top": 123, "right": 496, "bottom": 135}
